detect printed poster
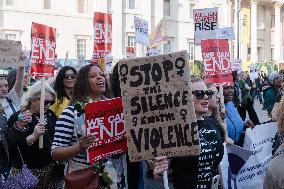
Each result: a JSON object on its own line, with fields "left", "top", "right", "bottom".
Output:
{"left": 85, "top": 98, "right": 127, "bottom": 164}
{"left": 118, "top": 51, "right": 200, "bottom": 162}
{"left": 0, "top": 39, "right": 23, "bottom": 68}
{"left": 201, "top": 39, "right": 233, "bottom": 85}
{"left": 194, "top": 8, "right": 219, "bottom": 46}
{"left": 92, "top": 12, "right": 112, "bottom": 65}
{"left": 215, "top": 27, "right": 235, "bottom": 40}
{"left": 30, "top": 22, "right": 56, "bottom": 77}
{"left": 134, "top": 16, "right": 149, "bottom": 46}
{"left": 232, "top": 59, "right": 242, "bottom": 72}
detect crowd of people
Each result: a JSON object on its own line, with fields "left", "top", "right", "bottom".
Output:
{"left": 0, "top": 56, "right": 283, "bottom": 189}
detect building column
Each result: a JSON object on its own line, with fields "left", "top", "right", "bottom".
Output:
{"left": 234, "top": 0, "right": 240, "bottom": 59}
{"left": 274, "top": 1, "right": 282, "bottom": 63}
{"left": 250, "top": 0, "right": 258, "bottom": 63}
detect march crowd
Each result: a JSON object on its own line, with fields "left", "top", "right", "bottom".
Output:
{"left": 0, "top": 57, "right": 283, "bottom": 189}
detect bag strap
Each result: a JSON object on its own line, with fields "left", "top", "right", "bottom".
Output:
{"left": 6, "top": 97, "right": 16, "bottom": 114}
{"left": 16, "top": 146, "right": 25, "bottom": 165}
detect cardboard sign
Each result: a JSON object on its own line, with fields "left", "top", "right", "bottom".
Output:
{"left": 85, "top": 98, "right": 127, "bottom": 164}
{"left": 194, "top": 8, "right": 218, "bottom": 46}
{"left": 215, "top": 27, "right": 235, "bottom": 40}
{"left": 232, "top": 59, "right": 242, "bottom": 72}
{"left": 92, "top": 12, "right": 112, "bottom": 64}
{"left": 30, "top": 22, "right": 56, "bottom": 77}
{"left": 201, "top": 39, "right": 233, "bottom": 85}
{"left": 0, "top": 39, "right": 23, "bottom": 68}
{"left": 118, "top": 51, "right": 200, "bottom": 162}
{"left": 134, "top": 16, "right": 149, "bottom": 46}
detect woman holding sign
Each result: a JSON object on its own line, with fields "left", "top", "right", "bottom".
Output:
{"left": 52, "top": 64, "right": 127, "bottom": 189}
{"left": 7, "top": 81, "right": 59, "bottom": 189}
{"left": 154, "top": 80, "right": 225, "bottom": 189}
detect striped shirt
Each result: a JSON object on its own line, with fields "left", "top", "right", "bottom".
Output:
{"left": 51, "top": 106, "right": 89, "bottom": 165}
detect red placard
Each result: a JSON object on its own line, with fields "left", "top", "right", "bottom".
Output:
{"left": 92, "top": 12, "right": 112, "bottom": 64}
{"left": 85, "top": 98, "right": 127, "bottom": 164}
{"left": 201, "top": 39, "right": 233, "bottom": 85}
{"left": 30, "top": 22, "right": 56, "bottom": 77}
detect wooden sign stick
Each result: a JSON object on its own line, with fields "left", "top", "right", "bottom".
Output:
{"left": 39, "top": 77, "right": 45, "bottom": 149}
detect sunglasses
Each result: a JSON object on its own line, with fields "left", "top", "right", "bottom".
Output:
{"left": 44, "top": 100, "right": 55, "bottom": 106}
{"left": 64, "top": 74, "right": 76, "bottom": 79}
{"left": 192, "top": 90, "right": 213, "bottom": 100}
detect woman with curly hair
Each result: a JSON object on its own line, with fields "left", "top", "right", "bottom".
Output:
{"left": 52, "top": 64, "right": 127, "bottom": 189}
{"left": 50, "top": 66, "right": 77, "bottom": 117}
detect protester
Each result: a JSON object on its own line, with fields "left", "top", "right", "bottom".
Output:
{"left": 52, "top": 64, "right": 127, "bottom": 189}
{"left": 49, "top": 66, "right": 77, "bottom": 117}
{"left": 263, "top": 72, "right": 282, "bottom": 116}
{"left": 154, "top": 80, "right": 225, "bottom": 189}
{"left": 0, "top": 66, "right": 25, "bottom": 120}
{"left": 7, "top": 81, "right": 59, "bottom": 189}
{"left": 223, "top": 84, "right": 255, "bottom": 146}
{"left": 7, "top": 69, "right": 29, "bottom": 94}
{"left": 263, "top": 96, "right": 284, "bottom": 189}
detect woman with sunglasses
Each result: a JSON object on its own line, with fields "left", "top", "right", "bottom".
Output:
{"left": 52, "top": 64, "right": 127, "bottom": 189}
{"left": 7, "top": 81, "right": 60, "bottom": 189}
{"left": 50, "top": 66, "right": 77, "bottom": 117}
{"left": 153, "top": 80, "right": 225, "bottom": 189}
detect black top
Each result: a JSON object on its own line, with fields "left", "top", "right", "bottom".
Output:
{"left": 171, "top": 118, "right": 224, "bottom": 189}
{"left": 8, "top": 110, "right": 57, "bottom": 169}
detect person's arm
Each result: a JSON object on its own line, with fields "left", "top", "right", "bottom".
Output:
{"left": 13, "top": 65, "right": 25, "bottom": 99}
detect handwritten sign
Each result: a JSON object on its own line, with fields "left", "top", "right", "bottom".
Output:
{"left": 201, "top": 39, "right": 233, "bottom": 85}
{"left": 194, "top": 8, "right": 219, "bottom": 45}
{"left": 118, "top": 51, "right": 200, "bottom": 162}
{"left": 30, "top": 22, "right": 56, "bottom": 77}
{"left": 134, "top": 16, "right": 149, "bottom": 46}
{"left": 85, "top": 98, "right": 127, "bottom": 164}
{"left": 0, "top": 39, "right": 23, "bottom": 68}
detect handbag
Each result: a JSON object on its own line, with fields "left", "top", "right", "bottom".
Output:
{"left": 0, "top": 147, "right": 39, "bottom": 189}
{"left": 64, "top": 167, "right": 102, "bottom": 189}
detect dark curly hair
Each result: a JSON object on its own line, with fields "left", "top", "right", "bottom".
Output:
{"left": 53, "top": 66, "right": 77, "bottom": 103}
{"left": 70, "top": 64, "right": 111, "bottom": 105}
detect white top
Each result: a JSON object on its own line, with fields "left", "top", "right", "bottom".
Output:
{"left": 0, "top": 88, "right": 21, "bottom": 119}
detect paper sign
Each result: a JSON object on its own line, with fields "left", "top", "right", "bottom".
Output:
{"left": 0, "top": 39, "right": 23, "bottom": 68}
{"left": 146, "top": 48, "right": 160, "bottom": 57}
{"left": 85, "top": 98, "right": 127, "bottom": 164}
{"left": 215, "top": 27, "right": 235, "bottom": 40}
{"left": 30, "top": 22, "right": 56, "bottom": 77}
{"left": 134, "top": 16, "right": 149, "bottom": 46}
{"left": 201, "top": 39, "right": 233, "bottom": 85}
{"left": 232, "top": 59, "right": 242, "bottom": 72}
{"left": 194, "top": 8, "right": 219, "bottom": 46}
{"left": 118, "top": 51, "right": 200, "bottom": 162}
{"left": 92, "top": 12, "right": 112, "bottom": 64}
{"left": 249, "top": 63, "right": 259, "bottom": 80}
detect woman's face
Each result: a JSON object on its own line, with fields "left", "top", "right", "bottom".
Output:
{"left": 30, "top": 93, "right": 55, "bottom": 114}
{"left": 192, "top": 82, "right": 209, "bottom": 117}
{"left": 0, "top": 80, "right": 8, "bottom": 98}
{"left": 63, "top": 69, "right": 76, "bottom": 89}
{"left": 208, "top": 85, "right": 220, "bottom": 110}
{"left": 88, "top": 66, "right": 105, "bottom": 97}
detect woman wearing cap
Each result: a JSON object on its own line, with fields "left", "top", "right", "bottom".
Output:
{"left": 263, "top": 72, "right": 283, "bottom": 116}
{"left": 153, "top": 80, "right": 225, "bottom": 189}
{"left": 7, "top": 81, "right": 59, "bottom": 189}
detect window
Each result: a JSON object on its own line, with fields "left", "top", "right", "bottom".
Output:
{"left": 271, "top": 15, "right": 275, "bottom": 28}
{"left": 248, "top": 47, "right": 251, "bottom": 55}
{"left": 162, "top": 41, "right": 171, "bottom": 54}
{"left": 6, "top": 0, "right": 14, "bottom": 6}
{"left": 189, "top": 3, "right": 195, "bottom": 19}
{"left": 163, "top": 0, "right": 170, "bottom": 17}
{"left": 44, "top": 0, "right": 51, "bottom": 9}
{"left": 77, "top": 0, "right": 87, "bottom": 13}
{"left": 76, "top": 38, "right": 87, "bottom": 58}
{"left": 128, "top": 0, "right": 135, "bottom": 9}
{"left": 128, "top": 36, "right": 135, "bottom": 47}
{"left": 5, "top": 34, "right": 16, "bottom": 40}
{"left": 189, "top": 42, "right": 194, "bottom": 60}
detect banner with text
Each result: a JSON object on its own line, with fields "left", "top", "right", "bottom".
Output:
{"left": 149, "top": 20, "right": 167, "bottom": 48}
{"left": 221, "top": 122, "right": 278, "bottom": 189}
{"left": 85, "top": 98, "right": 127, "bottom": 164}
{"left": 242, "top": 8, "right": 250, "bottom": 45}
{"left": 134, "top": 16, "right": 149, "bottom": 46}
{"left": 201, "top": 39, "right": 233, "bottom": 85}
{"left": 194, "top": 8, "right": 218, "bottom": 46}
{"left": 118, "top": 51, "right": 200, "bottom": 162}
{"left": 30, "top": 22, "right": 56, "bottom": 77}
{"left": 92, "top": 12, "right": 112, "bottom": 65}
{"left": 0, "top": 39, "right": 23, "bottom": 68}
